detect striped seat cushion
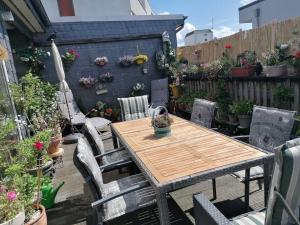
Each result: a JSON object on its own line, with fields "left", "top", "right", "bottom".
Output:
{"left": 231, "top": 211, "right": 265, "bottom": 225}
{"left": 118, "top": 95, "right": 150, "bottom": 121}
{"left": 265, "top": 138, "right": 300, "bottom": 225}
{"left": 102, "top": 174, "right": 156, "bottom": 221}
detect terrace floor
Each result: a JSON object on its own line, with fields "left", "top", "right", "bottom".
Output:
{"left": 47, "top": 132, "right": 265, "bottom": 225}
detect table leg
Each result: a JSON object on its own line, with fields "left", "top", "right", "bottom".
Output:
{"left": 111, "top": 129, "right": 119, "bottom": 149}
{"left": 264, "top": 162, "right": 272, "bottom": 206}
{"left": 156, "top": 191, "right": 170, "bottom": 225}
{"left": 244, "top": 168, "right": 250, "bottom": 212}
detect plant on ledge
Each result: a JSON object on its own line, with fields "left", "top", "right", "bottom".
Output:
{"left": 61, "top": 49, "right": 79, "bottom": 71}
{"left": 152, "top": 106, "right": 173, "bottom": 138}
{"left": 288, "top": 51, "right": 300, "bottom": 75}
{"left": 230, "top": 100, "right": 253, "bottom": 128}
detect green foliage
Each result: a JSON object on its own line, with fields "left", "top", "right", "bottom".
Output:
{"left": 236, "top": 51, "right": 256, "bottom": 67}
{"left": 176, "top": 91, "right": 207, "bottom": 105}
{"left": 14, "top": 130, "right": 52, "bottom": 169}
{"left": 273, "top": 85, "right": 294, "bottom": 109}
{"left": 215, "top": 80, "right": 232, "bottom": 114}
{"left": 262, "top": 44, "right": 289, "bottom": 66}
{"left": 219, "top": 53, "right": 234, "bottom": 77}
{"left": 0, "top": 92, "right": 10, "bottom": 116}
{"left": 230, "top": 100, "right": 253, "bottom": 115}
{"left": 10, "top": 72, "right": 60, "bottom": 132}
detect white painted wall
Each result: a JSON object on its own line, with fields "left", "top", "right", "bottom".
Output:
{"left": 42, "top": 0, "right": 152, "bottom": 22}
{"left": 185, "top": 30, "right": 213, "bottom": 46}
{"left": 239, "top": 0, "right": 300, "bottom": 28}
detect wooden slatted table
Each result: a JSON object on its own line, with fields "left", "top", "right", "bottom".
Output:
{"left": 111, "top": 115, "right": 274, "bottom": 225}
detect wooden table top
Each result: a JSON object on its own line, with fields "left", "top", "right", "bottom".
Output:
{"left": 112, "top": 116, "right": 266, "bottom": 184}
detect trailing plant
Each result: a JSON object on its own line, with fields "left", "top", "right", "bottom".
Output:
{"left": 288, "top": 51, "right": 300, "bottom": 73}
{"left": 10, "top": 72, "right": 60, "bottom": 132}
{"left": 118, "top": 55, "right": 134, "bottom": 67}
{"left": 215, "top": 80, "right": 232, "bottom": 114}
{"left": 273, "top": 85, "right": 294, "bottom": 109}
{"left": 152, "top": 114, "right": 173, "bottom": 128}
{"left": 230, "top": 100, "right": 253, "bottom": 115}
{"left": 79, "top": 76, "right": 97, "bottom": 88}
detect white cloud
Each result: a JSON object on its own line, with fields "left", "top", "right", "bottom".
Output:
{"left": 212, "top": 26, "right": 236, "bottom": 39}
{"left": 240, "top": 0, "right": 256, "bottom": 6}
{"left": 177, "top": 22, "right": 196, "bottom": 47}
{"left": 158, "top": 12, "right": 171, "bottom": 15}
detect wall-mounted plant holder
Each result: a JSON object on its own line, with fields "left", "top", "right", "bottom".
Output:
{"left": 99, "top": 72, "right": 113, "bottom": 83}
{"left": 94, "top": 56, "right": 108, "bottom": 67}
{"left": 96, "top": 84, "right": 108, "bottom": 95}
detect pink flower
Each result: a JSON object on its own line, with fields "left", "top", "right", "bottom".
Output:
{"left": 225, "top": 44, "right": 232, "bottom": 49}
{"left": 295, "top": 51, "right": 300, "bottom": 59}
{"left": 6, "top": 191, "right": 17, "bottom": 201}
{"left": 33, "top": 141, "right": 44, "bottom": 151}
{"left": 0, "top": 185, "right": 6, "bottom": 193}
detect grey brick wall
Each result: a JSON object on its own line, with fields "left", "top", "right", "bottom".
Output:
{"left": 32, "top": 19, "right": 182, "bottom": 111}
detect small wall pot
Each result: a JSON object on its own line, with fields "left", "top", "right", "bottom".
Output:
{"left": 25, "top": 205, "right": 47, "bottom": 225}
{"left": 263, "top": 65, "right": 287, "bottom": 77}
{"left": 47, "top": 135, "right": 62, "bottom": 155}
{"left": 154, "top": 126, "right": 171, "bottom": 138}
{"left": 1, "top": 211, "right": 25, "bottom": 225}
{"left": 216, "top": 111, "right": 228, "bottom": 123}
{"left": 237, "top": 115, "right": 251, "bottom": 128}
{"left": 231, "top": 65, "right": 256, "bottom": 77}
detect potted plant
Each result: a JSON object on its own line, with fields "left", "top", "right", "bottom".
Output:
{"left": 151, "top": 106, "right": 173, "bottom": 138}
{"left": 0, "top": 185, "right": 25, "bottom": 225}
{"left": 94, "top": 56, "right": 108, "bottom": 67}
{"left": 231, "top": 51, "right": 256, "bottom": 77}
{"left": 232, "top": 100, "right": 253, "bottom": 128}
{"left": 118, "top": 55, "right": 134, "bottom": 67}
{"left": 262, "top": 44, "right": 289, "bottom": 77}
{"left": 61, "top": 49, "right": 79, "bottom": 71}
{"left": 228, "top": 104, "right": 238, "bottom": 124}
{"left": 215, "top": 80, "right": 232, "bottom": 122}
{"left": 134, "top": 54, "right": 148, "bottom": 65}
{"left": 288, "top": 51, "right": 300, "bottom": 76}
{"left": 273, "top": 85, "right": 294, "bottom": 109}
{"left": 47, "top": 126, "right": 62, "bottom": 156}
{"left": 129, "top": 83, "right": 145, "bottom": 97}
{"left": 99, "top": 72, "right": 113, "bottom": 83}
{"left": 79, "top": 76, "right": 97, "bottom": 88}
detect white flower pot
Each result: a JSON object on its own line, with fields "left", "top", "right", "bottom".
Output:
{"left": 1, "top": 211, "right": 25, "bottom": 225}
{"left": 263, "top": 65, "right": 287, "bottom": 77}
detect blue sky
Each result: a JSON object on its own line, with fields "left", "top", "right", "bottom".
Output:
{"left": 150, "top": 0, "right": 254, "bottom": 46}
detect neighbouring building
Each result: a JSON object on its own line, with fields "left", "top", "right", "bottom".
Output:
{"left": 41, "top": 0, "right": 153, "bottom": 22}
{"left": 184, "top": 29, "right": 213, "bottom": 46}
{"left": 239, "top": 0, "right": 300, "bottom": 28}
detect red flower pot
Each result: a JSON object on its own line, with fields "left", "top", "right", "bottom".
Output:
{"left": 231, "top": 65, "right": 256, "bottom": 77}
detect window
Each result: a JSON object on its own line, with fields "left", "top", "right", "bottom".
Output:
{"left": 57, "top": 0, "right": 75, "bottom": 17}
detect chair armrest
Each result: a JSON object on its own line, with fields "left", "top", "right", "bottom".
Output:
{"left": 91, "top": 181, "right": 149, "bottom": 208}
{"left": 193, "top": 193, "right": 231, "bottom": 225}
{"left": 99, "top": 159, "right": 132, "bottom": 172}
{"left": 274, "top": 191, "right": 300, "bottom": 225}
{"left": 95, "top": 147, "right": 125, "bottom": 158}
{"left": 232, "top": 135, "right": 249, "bottom": 142}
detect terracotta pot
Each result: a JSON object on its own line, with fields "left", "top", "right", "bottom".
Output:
{"left": 238, "top": 115, "right": 252, "bottom": 128}
{"left": 231, "top": 65, "right": 256, "bottom": 77}
{"left": 25, "top": 205, "right": 47, "bottom": 225}
{"left": 47, "top": 135, "right": 62, "bottom": 155}
{"left": 1, "top": 210, "right": 25, "bottom": 225}
{"left": 263, "top": 65, "right": 287, "bottom": 77}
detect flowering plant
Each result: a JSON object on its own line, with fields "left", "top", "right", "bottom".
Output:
{"left": 262, "top": 44, "right": 289, "bottom": 66}
{"left": 289, "top": 51, "right": 300, "bottom": 74}
{"left": 0, "top": 185, "right": 23, "bottom": 223}
{"left": 61, "top": 49, "right": 79, "bottom": 63}
{"left": 79, "top": 76, "right": 97, "bottom": 88}
{"left": 94, "top": 56, "right": 108, "bottom": 67}
{"left": 118, "top": 55, "right": 134, "bottom": 67}
{"left": 99, "top": 72, "right": 113, "bottom": 83}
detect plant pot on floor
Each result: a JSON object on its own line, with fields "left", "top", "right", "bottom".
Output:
{"left": 25, "top": 205, "right": 47, "bottom": 225}
{"left": 47, "top": 135, "right": 62, "bottom": 155}
{"left": 237, "top": 115, "right": 251, "bottom": 128}
{"left": 263, "top": 65, "right": 287, "bottom": 77}
{"left": 1, "top": 211, "right": 25, "bottom": 225}
{"left": 231, "top": 65, "right": 256, "bottom": 77}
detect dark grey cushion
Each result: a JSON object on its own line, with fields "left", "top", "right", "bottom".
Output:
{"left": 102, "top": 174, "right": 156, "bottom": 221}
{"left": 191, "top": 99, "right": 217, "bottom": 128}
{"left": 249, "top": 106, "right": 296, "bottom": 152}
{"left": 151, "top": 78, "right": 169, "bottom": 108}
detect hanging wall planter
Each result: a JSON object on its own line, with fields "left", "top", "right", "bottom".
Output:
{"left": 94, "top": 56, "right": 108, "bottom": 67}
{"left": 118, "top": 55, "right": 134, "bottom": 67}
{"left": 79, "top": 76, "right": 97, "bottom": 88}
{"left": 99, "top": 72, "right": 113, "bottom": 83}
{"left": 134, "top": 55, "right": 148, "bottom": 65}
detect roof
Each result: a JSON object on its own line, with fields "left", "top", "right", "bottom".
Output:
{"left": 185, "top": 29, "right": 213, "bottom": 38}
{"left": 239, "top": 0, "right": 265, "bottom": 11}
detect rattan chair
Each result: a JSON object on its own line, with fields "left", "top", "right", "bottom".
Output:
{"left": 73, "top": 138, "right": 156, "bottom": 224}
{"left": 193, "top": 138, "right": 300, "bottom": 225}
